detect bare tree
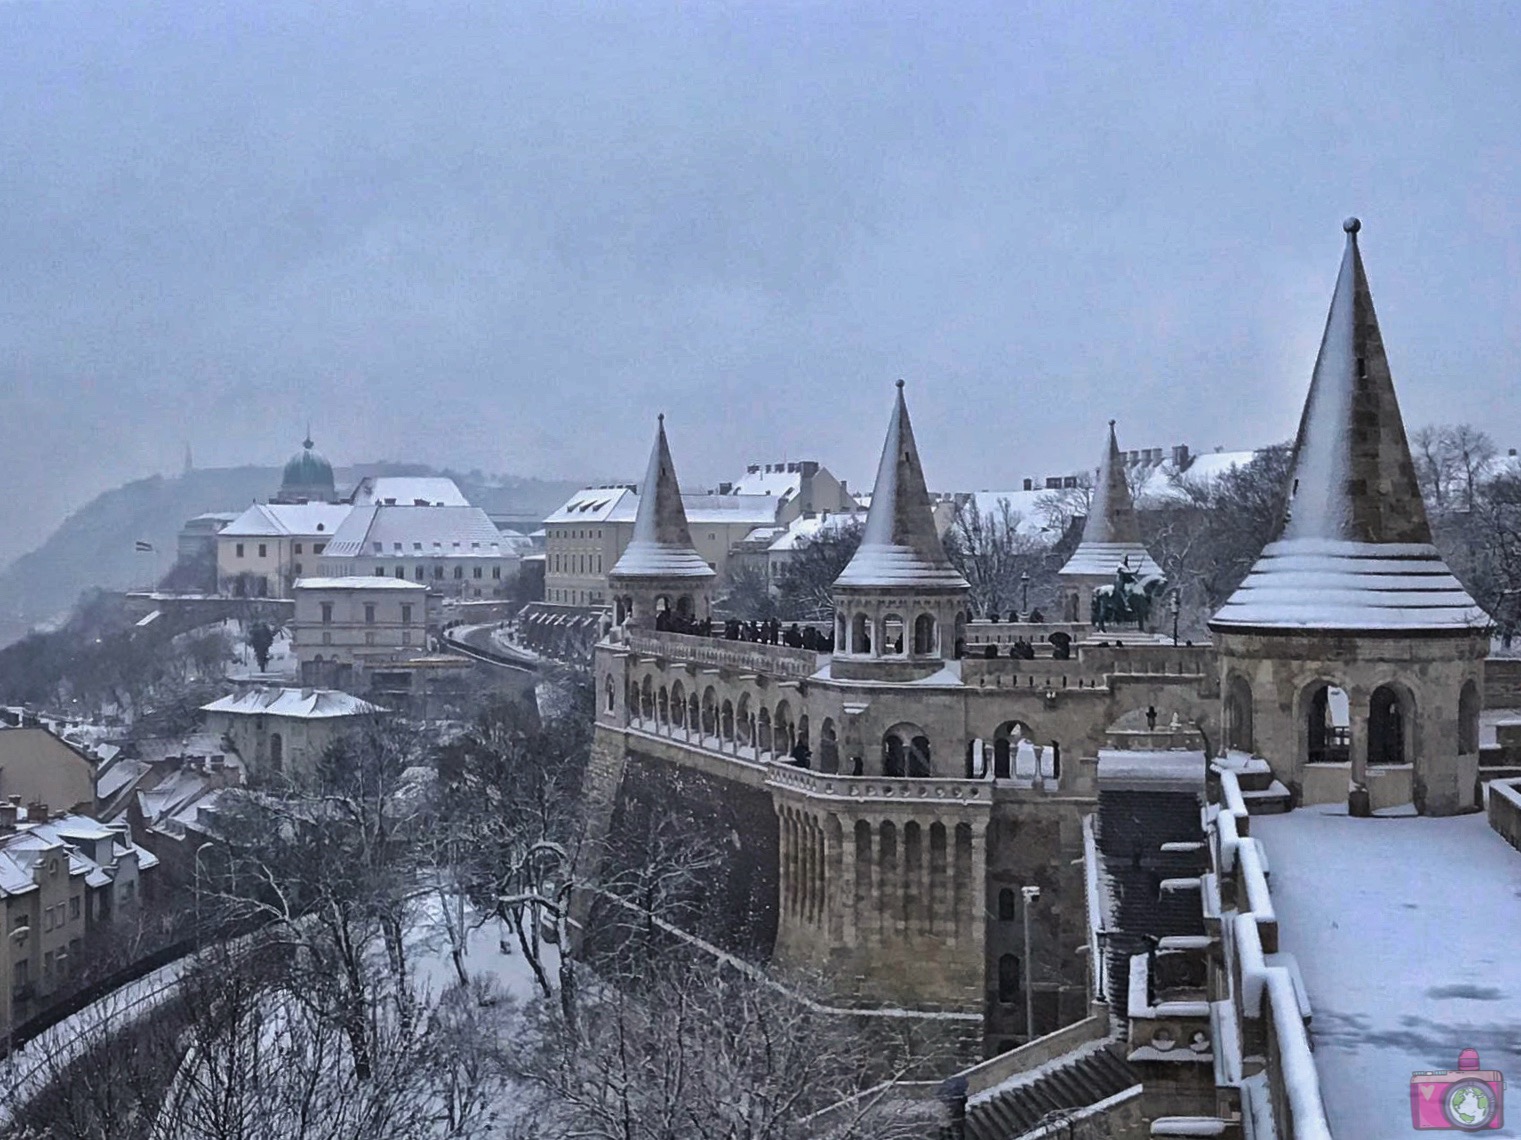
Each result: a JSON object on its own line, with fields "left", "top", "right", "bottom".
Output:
{"left": 775, "top": 520, "right": 863, "bottom": 621}
{"left": 943, "top": 497, "right": 1056, "bottom": 618}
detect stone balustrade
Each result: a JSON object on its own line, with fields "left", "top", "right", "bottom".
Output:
{"left": 766, "top": 763, "right": 991, "bottom": 806}
{"left": 623, "top": 628, "right": 822, "bottom": 680}
{"left": 1487, "top": 777, "right": 1521, "bottom": 853}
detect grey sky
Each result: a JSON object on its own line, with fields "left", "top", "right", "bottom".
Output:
{"left": 2, "top": 1, "right": 1518, "bottom": 564}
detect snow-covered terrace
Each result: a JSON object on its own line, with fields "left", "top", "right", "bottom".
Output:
{"left": 1252, "top": 807, "right": 1521, "bottom": 1139}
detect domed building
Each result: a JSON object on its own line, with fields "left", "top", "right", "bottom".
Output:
{"left": 273, "top": 434, "right": 338, "bottom": 504}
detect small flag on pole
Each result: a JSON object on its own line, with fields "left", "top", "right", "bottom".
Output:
{"left": 134, "top": 541, "right": 154, "bottom": 552}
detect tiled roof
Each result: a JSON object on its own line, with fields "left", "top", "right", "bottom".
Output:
{"left": 200, "top": 687, "right": 383, "bottom": 719}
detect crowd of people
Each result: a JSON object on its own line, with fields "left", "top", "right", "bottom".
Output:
{"left": 652, "top": 609, "right": 837, "bottom": 652}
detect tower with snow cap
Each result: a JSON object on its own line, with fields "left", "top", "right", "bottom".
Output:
{"left": 1210, "top": 219, "right": 1489, "bottom": 815}
{"left": 830, "top": 381, "right": 971, "bottom": 684}
{"left": 1057, "top": 420, "right": 1165, "bottom": 624}
{"left": 606, "top": 415, "right": 716, "bottom": 629}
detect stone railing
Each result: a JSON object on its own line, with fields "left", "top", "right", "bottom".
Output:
{"left": 1487, "top": 777, "right": 1521, "bottom": 853}
{"left": 955, "top": 1010, "right": 1110, "bottom": 1097}
{"left": 765, "top": 764, "right": 991, "bottom": 806}
{"left": 1211, "top": 768, "right": 1331, "bottom": 1140}
{"left": 1126, "top": 954, "right": 1212, "bottom": 1062}
{"left": 622, "top": 629, "right": 822, "bottom": 680}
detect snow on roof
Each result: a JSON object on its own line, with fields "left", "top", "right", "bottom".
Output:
{"left": 727, "top": 466, "right": 803, "bottom": 499}
{"left": 544, "top": 486, "right": 638, "bottom": 524}
{"left": 200, "top": 687, "right": 383, "bottom": 720}
{"left": 321, "top": 504, "right": 511, "bottom": 560}
{"left": 1059, "top": 542, "right": 1164, "bottom": 581}
{"left": 1096, "top": 749, "right": 1206, "bottom": 793}
{"left": 609, "top": 417, "right": 716, "bottom": 581}
{"left": 1216, "top": 223, "right": 1484, "bottom": 633}
{"left": 1062, "top": 423, "right": 1163, "bottom": 581}
{"left": 220, "top": 502, "right": 354, "bottom": 538}
{"left": 350, "top": 476, "right": 469, "bottom": 507}
{"left": 1253, "top": 807, "right": 1521, "bottom": 1139}
{"left": 293, "top": 576, "right": 428, "bottom": 591}
{"left": 682, "top": 495, "right": 786, "bottom": 525}
{"left": 767, "top": 512, "right": 862, "bottom": 553}
{"left": 835, "top": 383, "right": 968, "bottom": 592}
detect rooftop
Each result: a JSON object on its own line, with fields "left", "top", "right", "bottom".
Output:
{"left": 1252, "top": 806, "right": 1521, "bottom": 1139}
{"left": 349, "top": 475, "right": 470, "bottom": 507}
{"left": 200, "top": 687, "right": 383, "bottom": 720}
{"left": 322, "top": 504, "right": 512, "bottom": 560}
{"left": 220, "top": 502, "right": 354, "bottom": 539}
{"left": 293, "top": 576, "right": 429, "bottom": 591}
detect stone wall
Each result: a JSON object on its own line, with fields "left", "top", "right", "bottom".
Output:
{"left": 1487, "top": 778, "right": 1521, "bottom": 854}
{"left": 1485, "top": 658, "right": 1521, "bottom": 708}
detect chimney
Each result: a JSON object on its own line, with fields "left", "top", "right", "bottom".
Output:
{"left": 1172, "top": 444, "right": 1191, "bottom": 469}
{"left": 0, "top": 803, "right": 15, "bottom": 831}
{"left": 27, "top": 801, "right": 48, "bottom": 823}
{"left": 747, "top": 465, "right": 760, "bottom": 474}
{"left": 1023, "top": 478, "right": 1033, "bottom": 491}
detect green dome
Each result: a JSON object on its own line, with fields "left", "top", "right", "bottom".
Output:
{"left": 281, "top": 436, "right": 335, "bottom": 496}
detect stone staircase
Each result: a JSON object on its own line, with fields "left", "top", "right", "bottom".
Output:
{"left": 961, "top": 1039, "right": 1141, "bottom": 1140}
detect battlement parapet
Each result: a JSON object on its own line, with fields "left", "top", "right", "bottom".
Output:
{"left": 621, "top": 628, "right": 822, "bottom": 680}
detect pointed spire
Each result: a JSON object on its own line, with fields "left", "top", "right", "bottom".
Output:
{"left": 835, "top": 381, "right": 967, "bottom": 590}
{"left": 609, "top": 415, "right": 715, "bottom": 581}
{"left": 1058, "top": 421, "right": 1162, "bottom": 581}
{"left": 1281, "top": 216, "right": 1431, "bottom": 545}
{"left": 1212, "top": 219, "right": 1485, "bottom": 632}
{"left": 304, "top": 422, "right": 314, "bottom": 451}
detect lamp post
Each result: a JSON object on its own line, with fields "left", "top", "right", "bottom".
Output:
{"left": 1020, "top": 572, "right": 1030, "bottom": 619}
{"left": 1170, "top": 589, "right": 1180, "bottom": 646}
{"left": 1022, "top": 884, "right": 1041, "bottom": 1041}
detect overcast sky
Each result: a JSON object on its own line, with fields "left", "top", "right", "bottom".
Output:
{"left": 2, "top": 1, "right": 1518, "bottom": 562}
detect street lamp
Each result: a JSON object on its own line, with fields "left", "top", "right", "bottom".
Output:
{"left": 1020, "top": 572, "right": 1031, "bottom": 619}
{"left": 1170, "top": 589, "right": 1180, "bottom": 646}
{"left": 1022, "top": 885, "right": 1041, "bottom": 1041}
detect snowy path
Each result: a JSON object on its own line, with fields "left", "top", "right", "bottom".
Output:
{"left": 1253, "top": 808, "right": 1521, "bottom": 1139}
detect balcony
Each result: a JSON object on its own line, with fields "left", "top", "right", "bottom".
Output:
{"left": 766, "top": 764, "right": 991, "bottom": 807}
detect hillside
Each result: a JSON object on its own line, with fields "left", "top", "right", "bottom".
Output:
{"left": 0, "top": 465, "right": 582, "bottom": 647}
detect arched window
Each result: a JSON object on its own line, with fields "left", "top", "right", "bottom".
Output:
{"left": 670, "top": 682, "right": 686, "bottom": 727}
{"left": 913, "top": 613, "right": 936, "bottom": 655}
{"left": 883, "top": 734, "right": 906, "bottom": 777}
{"left": 819, "top": 718, "right": 839, "bottom": 773}
{"left": 676, "top": 595, "right": 694, "bottom": 618}
{"left": 997, "top": 954, "right": 1021, "bottom": 1003}
{"left": 1306, "top": 684, "right": 1351, "bottom": 765}
{"left": 883, "top": 724, "right": 930, "bottom": 777}
{"left": 1368, "top": 684, "right": 1409, "bottom": 766}
{"left": 689, "top": 694, "right": 700, "bottom": 732}
{"left": 737, "top": 693, "right": 753, "bottom": 747}
{"left": 997, "top": 888, "right": 1016, "bottom": 922}
{"left": 721, "top": 700, "right": 735, "bottom": 742}
{"left": 909, "top": 735, "right": 932, "bottom": 777}
{"left": 836, "top": 611, "right": 847, "bottom": 651}
{"left": 1459, "top": 680, "right": 1480, "bottom": 755}
{"left": 701, "top": 687, "right": 718, "bottom": 737}
{"left": 882, "top": 615, "right": 905, "bottom": 655}
{"left": 758, "top": 708, "right": 773, "bottom": 756}
{"left": 992, "top": 722, "right": 1030, "bottom": 780}
{"left": 851, "top": 613, "right": 871, "bottom": 655}
{"left": 605, "top": 674, "right": 615, "bottom": 713}
{"left": 640, "top": 676, "right": 654, "bottom": 721}
{"left": 269, "top": 732, "right": 284, "bottom": 773}
{"left": 658, "top": 687, "right": 670, "bottom": 725}
{"left": 1225, "top": 674, "right": 1254, "bottom": 754}
{"left": 775, "top": 701, "right": 796, "bottom": 756}
{"left": 954, "top": 611, "right": 968, "bottom": 659}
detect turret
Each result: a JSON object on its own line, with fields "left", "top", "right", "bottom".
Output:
{"left": 831, "top": 382, "right": 969, "bottom": 681}
{"left": 607, "top": 415, "right": 715, "bottom": 629}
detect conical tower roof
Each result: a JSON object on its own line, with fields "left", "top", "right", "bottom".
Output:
{"left": 1059, "top": 421, "right": 1162, "bottom": 580}
{"left": 1212, "top": 219, "right": 1486, "bottom": 632}
{"left": 609, "top": 416, "right": 716, "bottom": 581}
{"left": 835, "top": 382, "right": 968, "bottom": 590}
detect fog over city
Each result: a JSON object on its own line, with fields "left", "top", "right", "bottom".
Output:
{"left": 1, "top": 1, "right": 1517, "bottom": 566}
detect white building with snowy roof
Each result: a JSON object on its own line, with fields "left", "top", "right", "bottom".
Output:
{"left": 201, "top": 687, "right": 384, "bottom": 779}
{"left": 316, "top": 503, "right": 518, "bottom": 598}
{"left": 348, "top": 475, "right": 470, "bottom": 507}
{"left": 216, "top": 501, "right": 354, "bottom": 599}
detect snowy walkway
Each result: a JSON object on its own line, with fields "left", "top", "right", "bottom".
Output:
{"left": 1253, "top": 807, "right": 1521, "bottom": 1139}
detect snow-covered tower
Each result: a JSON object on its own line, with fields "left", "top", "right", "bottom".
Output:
{"left": 1057, "top": 421, "right": 1164, "bottom": 622}
{"left": 606, "top": 415, "right": 716, "bottom": 629}
{"left": 830, "top": 381, "right": 970, "bottom": 682}
{"left": 1210, "top": 219, "right": 1489, "bottom": 815}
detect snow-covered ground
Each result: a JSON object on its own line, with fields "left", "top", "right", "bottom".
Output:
{"left": 1253, "top": 807, "right": 1521, "bottom": 1139}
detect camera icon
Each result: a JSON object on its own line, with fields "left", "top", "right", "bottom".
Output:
{"left": 1411, "top": 1049, "right": 1504, "bottom": 1130}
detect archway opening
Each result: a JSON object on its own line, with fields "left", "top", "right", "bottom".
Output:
{"left": 883, "top": 615, "right": 905, "bottom": 655}
{"left": 851, "top": 612, "right": 872, "bottom": 655}
{"left": 1306, "top": 684, "right": 1351, "bottom": 764}
{"left": 819, "top": 718, "right": 839, "bottom": 773}
{"left": 1368, "top": 684, "right": 1409, "bottom": 766}
{"left": 1224, "top": 674, "right": 1253, "bottom": 754}
{"left": 1459, "top": 680, "right": 1480, "bottom": 756}
{"left": 913, "top": 613, "right": 937, "bottom": 656}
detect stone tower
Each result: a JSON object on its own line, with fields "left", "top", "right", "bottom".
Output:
{"left": 607, "top": 415, "right": 716, "bottom": 629}
{"left": 1057, "top": 420, "right": 1163, "bottom": 622}
{"left": 831, "top": 382, "right": 970, "bottom": 682}
{"left": 1210, "top": 219, "right": 1489, "bottom": 815}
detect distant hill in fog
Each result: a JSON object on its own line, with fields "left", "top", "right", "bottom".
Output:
{"left": 0, "top": 464, "right": 581, "bottom": 647}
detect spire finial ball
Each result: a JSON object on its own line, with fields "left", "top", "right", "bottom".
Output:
{"left": 895, "top": 378, "right": 905, "bottom": 391}
{"left": 657, "top": 412, "right": 665, "bottom": 425}
{"left": 1343, "top": 217, "right": 1361, "bottom": 235}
